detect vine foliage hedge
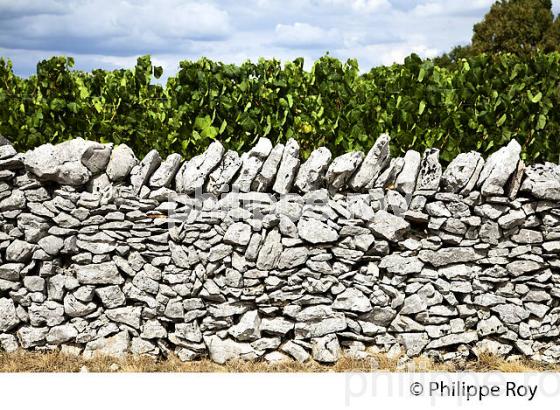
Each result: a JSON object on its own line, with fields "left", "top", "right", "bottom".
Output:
{"left": 1, "top": 52, "right": 559, "bottom": 163}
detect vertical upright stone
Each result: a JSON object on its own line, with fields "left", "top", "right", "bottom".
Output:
{"left": 349, "top": 133, "right": 391, "bottom": 190}
{"left": 395, "top": 150, "right": 421, "bottom": 195}
{"left": 273, "top": 139, "right": 300, "bottom": 194}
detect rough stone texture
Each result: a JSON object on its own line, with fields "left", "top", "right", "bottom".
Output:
{"left": 520, "top": 162, "right": 560, "bottom": 201}
{"left": 477, "top": 139, "right": 521, "bottom": 196}
{"left": 349, "top": 133, "right": 390, "bottom": 191}
{"left": 206, "top": 150, "right": 242, "bottom": 195}
{"left": 273, "top": 139, "right": 300, "bottom": 194}
{"left": 24, "top": 138, "right": 112, "bottom": 186}
{"left": 415, "top": 148, "right": 442, "bottom": 194}
{"left": 252, "top": 143, "right": 284, "bottom": 192}
{"left": 294, "top": 147, "right": 332, "bottom": 193}
{"left": 325, "top": 151, "right": 364, "bottom": 192}
{"left": 130, "top": 150, "right": 162, "bottom": 194}
{"left": 0, "top": 136, "right": 559, "bottom": 364}
{"left": 395, "top": 150, "right": 421, "bottom": 195}
{"left": 441, "top": 151, "right": 484, "bottom": 194}
{"left": 176, "top": 141, "right": 224, "bottom": 194}
{"left": 298, "top": 216, "right": 339, "bottom": 244}
{"left": 233, "top": 138, "right": 272, "bottom": 192}
{"left": 106, "top": 144, "right": 138, "bottom": 181}
{"left": 149, "top": 153, "right": 183, "bottom": 188}
{"left": 369, "top": 210, "right": 409, "bottom": 242}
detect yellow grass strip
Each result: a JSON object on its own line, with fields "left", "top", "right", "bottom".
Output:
{"left": 1, "top": 350, "right": 560, "bottom": 372}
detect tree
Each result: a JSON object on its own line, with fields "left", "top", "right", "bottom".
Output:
{"left": 540, "top": 15, "right": 560, "bottom": 52}
{"left": 471, "top": 0, "right": 554, "bottom": 56}
{"left": 433, "top": 45, "right": 474, "bottom": 68}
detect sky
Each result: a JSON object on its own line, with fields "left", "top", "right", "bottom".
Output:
{"left": 1, "top": 0, "right": 560, "bottom": 79}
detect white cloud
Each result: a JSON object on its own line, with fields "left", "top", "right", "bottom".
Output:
{"left": 412, "top": 0, "right": 495, "bottom": 17}
{"left": 1, "top": 0, "right": 558, "bottom": 78}
{"left": 315, "top": 0, "right": 391, "bottom": 13}
{"left": 0, "top": 0, "right": 231, "bottom": 54}
{"left": 274, "top": 23, "right": 341, "bottom": 48}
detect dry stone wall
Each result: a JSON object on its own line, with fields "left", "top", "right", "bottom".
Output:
{"left": 1, "top": 134, "right": 560, "bottom": 364}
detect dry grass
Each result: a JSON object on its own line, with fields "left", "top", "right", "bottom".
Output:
{"left": 1, "top": 350, "right": 560, "bottom": 372}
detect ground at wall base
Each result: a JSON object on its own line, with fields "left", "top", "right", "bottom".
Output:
{"left": 1, "top": 350, "right": 559, "bottom": 373}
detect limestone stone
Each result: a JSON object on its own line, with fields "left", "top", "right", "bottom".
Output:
{"left": 46, "top": 324, "right": 78, "bottom": 344}
{"left": 206, "top": 150, "right": 242, "bottom": 195}
{"left": 419, "top": 247, "right": 486, "bottom": 267}
{"left": 149, "top": 153, "right": 182, "bottom": 188}
{"left": 369, "top": 210, "right": 410, "bottom": 242}
{"left": 83, "top": 331, "right": 130, "bottom": 359}
{"left": 278, "top": 247, "right": 309, "bottom": 269}
{"left": 37, "top": 235, "right": 64, "bottom": 256}
{"left": 130, "top": 150, "right": 162, "bottom": 194}
{"left": 379, "top": 254, "right": 424, "bottom": 274}
{"left": 5, "top": 239, "right": 35, "bottom": 262}
{"left": 311, "top": 334, "right": 341, "bottom": 363}
{"left": 374, "top": 157, "right": 404, "bottom": 188}
{"left": 477, "top": 139, "right": 521, "bottom": 196}
{"left": 95, "top": 285, "right": 126, "bottom": 308}
{"left": 261, "top": 317, "right": 295, "bottom": 336}
{"left": 280, "top": 341, "right": 310, "bottom": 362}
{"left": 0, "top": 189, "right": 25, "bottom": 211}
{"left": 349, "top": 133, "right": 390, "bottom": 190}
{"left": 395, "top": 150, "right": 421, "bottom": 195}
{"left": 491, "top": 304, "right": 530, "bottom": 324}
{"left": 325, "top": 151, "right": 364, "bottom": 192}
{"left": 520, "top": 162, "right": 560, "bottom": 200}
{"left": 400, "top": 332, "right": 429, "bottom": 357}
{"left": 256, "top": 229, "right": 283, "bottom": 270}
{"left": 233, "top": 138, "right": 273, "bottom": 192}
{"left": 204, "top": 335, "right": 260, "bottom": 364}
{"left": 176, "top": 141, "right": 224, "bottom": 193}
{"left": 273, "top": 139, "right": 300, "bottom": 194}
{"left": 17, "top": 326, "right": 48, "bottom": 348}
{"left": 252, "top": 143, "right": 284, "bottom": 192}
{"left": 294, "top": 147, "right": 332, "bottom": 192}
{"left": 75, "top": 262, "right": 123, "bottom": 285}
{"left": 426, "top": 331, "right": 478, "bottom": 349}
{"left": 297, "top": 216, "right": 339, "bottom": 244}
{"left": 229, "top": 310, "right": 261, "bottom": 341}
{"left": 415, "top": 148, "right": 442, "bottom": 193}
{"left": 333, "top": 288, "right": 372, "bottom": 313}
{"left": 0, "top": 298, "right": 19, "bottom": 332}
{"left": 223, "top": 222, "right": 252, "bottom": 246}
{"left": 106, "top": 144, "right": 138, "bottom": 181}
{"left": 24, "top": 138, "right": 111, "bottom": 186}
{"left": 441, "top": 151, "right": 484, "bottom": 194}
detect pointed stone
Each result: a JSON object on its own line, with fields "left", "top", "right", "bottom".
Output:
{"left": 441, "top": 151, "right": 484, "bottom": 194}
{"left": 294, "top": 147, "right": 332, "bottom": 192}
{"left": 176, "top": 141, "right": 224, "bottom": 194}
{"left": 273, "top": 138, "right": 300, "bottom": 194}
{"left": 349, "top": 133, "right": 391, "bottom": 190}
{"left": 395, "top": 150, "right": 421, "bottom": 195}
{"left": 130, "top": 150, "right": 162, "bottom": 194}
{"left": 233, "top": 138, "right": 273, "bottom": 192}
{"left": 149, "top": 153, "right": 182, "bottom": 188}
{"left": 252, "top": 143, "right": 284, "bottom": 192}
{"left": 374, "top": 157, "right": 404, "bottom": 188}
{"left": 325, "top": 151, "right": 364, "bottom": 192}
{"left": 477, "top": 139, "right": 521, "bottom": 196}
{"left": 206, "top": 150, "right": 242, "bottom": 195}
{"left": 415, "top": 148, "right": 442, "bottom": 194}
